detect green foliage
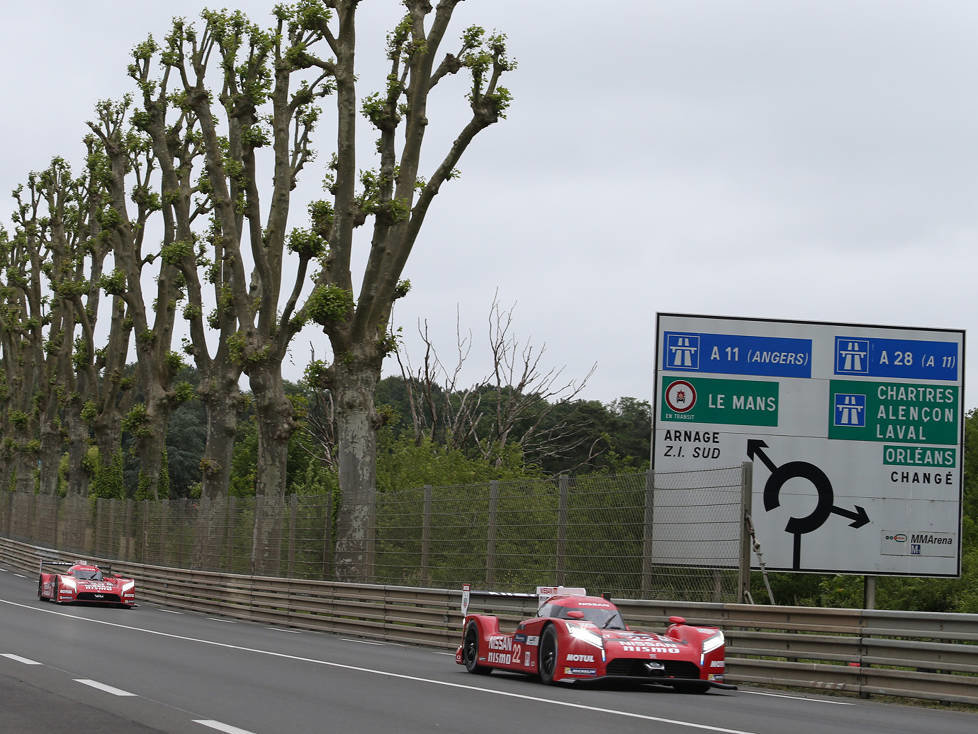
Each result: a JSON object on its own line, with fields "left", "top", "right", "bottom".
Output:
{"left": 122, "top": 403, "right": 152, "bottom": 439}
{"left": 91, "top": 449, "right": 126, "bottom": 499}
{"left": 99, "top": 268, "right": 127, "bottom": 296}
{"left": 166, "top": 351, "right": 185, "bottom": 373}
{"left": 377, "top": 435, "right": 527, "bottom": 492}
{"left": 135, "top": 449, "right": 169, "bottom": 500}
{"left": 393, "top": 279, "right": 411, "bottom": 300}
{"left": 161, "top": 239, "right": 194, "bottom": 265}
{"left": 306, "top": 284, "right": 354, "bottom": 327}
{"left": 228, "top": 418, "right": 257, "bottom": 497}
{"left": 287, "top": 227, "right": 325, "bottom": 258}
{"left": 304, "top": 359, "right": 330, "bottom": 389}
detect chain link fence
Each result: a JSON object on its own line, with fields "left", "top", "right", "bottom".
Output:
{"left": 0, "top": 466, "right": 748, "bottom": 601}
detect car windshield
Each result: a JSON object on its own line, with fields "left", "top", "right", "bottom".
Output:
{"left": 72, "top": 569, "right": 102, "bottom": 581}
{"left": 553, "top": 605, "right": 625, "bottom": 630}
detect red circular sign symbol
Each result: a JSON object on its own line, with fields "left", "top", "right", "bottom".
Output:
{"left": 665, "top": 380, "right": 696, "bottom": 413}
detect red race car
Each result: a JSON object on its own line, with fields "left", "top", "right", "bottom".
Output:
{"left": 456, "top": 585, "right": 733, "bottom": 693}
{"left": 37, "top": 560, "right": 136, "bottom": 608}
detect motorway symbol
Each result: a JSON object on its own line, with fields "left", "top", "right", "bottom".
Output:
{"left": 747, "top": 439, "right": 870, "bottom": 570}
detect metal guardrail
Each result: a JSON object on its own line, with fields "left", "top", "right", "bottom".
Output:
{"left": 2, "top": 536, "right": 976, "bottom": 705}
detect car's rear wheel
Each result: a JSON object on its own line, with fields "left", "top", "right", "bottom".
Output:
{"left": 673, "top": 681, "right": 711, "bottom": 694}
{"left": 539, "top": 625, "right": 559, "bottom": 684}
{"left": 463, "top": 621, "right": 491, "bottom": 675}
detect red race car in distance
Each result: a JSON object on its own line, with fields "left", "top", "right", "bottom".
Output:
{"left": 456, "top": 585, "right": 733, "bottom": 693}
{"left": 37, "top": 560, "right": 135, "bottom": 608}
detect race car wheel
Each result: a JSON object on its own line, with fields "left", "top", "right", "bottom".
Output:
{"left": 52, "top": 578, "right": 60, "bottom": 604}
{"left": 37, "top": 577, "right": 44, "bottom": 601}
{"left": 463, "top": 621, "right": 491, "bottom": 675}
{"left": 539, "top": 625, "right": 559, "bottom": 685}
{"left": 673, "top": 681, "right": 711, "bottom": 694}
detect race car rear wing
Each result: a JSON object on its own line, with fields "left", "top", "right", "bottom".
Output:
{"left": 37, "top": 558, "right": 116, "bottom": 575}
{"left": 37, "top": 558, "right": 73, "bottom": 574}
{"left": 460, "top": 584, "right": 589, "bottom": 615}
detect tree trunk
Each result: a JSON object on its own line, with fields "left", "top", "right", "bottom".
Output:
{"left": 333, "top": 364, "right": 381, "bottom": 583}
{"left": 134, "top": 385, "right": 170, "bottom": 501}
{"left": 12, "top": 450, "right": 34, "bottom": 494}
{"left": 192, "top": 375, "right": 240, "bottom": 569}
{"left": 65, "top": 411, "right": 90, "bottom": 497}
{"left": 38, "top": 419, "right": 62, "bottom": 496}
{"left": 248, "top": 365, "right": 295, "bottom": 575}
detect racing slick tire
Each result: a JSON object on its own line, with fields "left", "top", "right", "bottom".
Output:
{"left": 538, "top": 625, "right": 559, "bottom": 685}
{"left": 673, "top": 681, "right": 711, "bottom": 694}
{"left": 462, "top": 621, "right": 491, "bottom": 675}
{"left": 52, "top": 577, "right": 60, "bottom": 604}
{"left": 37, "top": 577, "right": 44, "bottom": 601}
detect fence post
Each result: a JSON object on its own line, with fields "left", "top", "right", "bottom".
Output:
{"left": 486, "top": 481, "right": 499, "bottom": 586}
{"left": 421, "top": 485, "right": 433, "bottom": 586}
{"left": 641, "top": 470, "right": 655, "bottom": 597}
{"left": 556, "top": 475, "right": 569, "bottom": 585}
{"left": 738, "top": 462, "right": 753, "bottom": 604}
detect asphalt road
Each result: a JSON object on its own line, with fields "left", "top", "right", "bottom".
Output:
{"left": 1, "top": 563, "right": 975, "bottom": 734}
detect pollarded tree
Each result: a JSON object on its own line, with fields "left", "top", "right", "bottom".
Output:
{"left": 88, "top": 98, "right": 190, "bottom": 500}
{"left": 300, "top": 1, "right": 515, "bottom": 580}
{"left": 0, "top": 179, "right": 52, "bottom": 493}
{"left": 155, "top": 4, "right": 339, "bottom": 572}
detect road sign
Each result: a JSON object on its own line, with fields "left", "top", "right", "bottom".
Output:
{"left": 652, "top": 314, "right": 965, "bottom": 577}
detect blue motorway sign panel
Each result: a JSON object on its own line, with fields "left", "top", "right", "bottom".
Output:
{"left": 834, "top": 336, "right": 959, "bottom": 381}
{"left": 662, "top": 331, "right": 812, "bottom": 378}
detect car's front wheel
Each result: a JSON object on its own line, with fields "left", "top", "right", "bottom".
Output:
{"left": 538, "top": 625, "right": 559, "bottom": 685}
{"left": 37, "top": 577, "right": 44, "bottom": 601}
{"left": 463, "top": 621, "right": 491, "bottom": 675}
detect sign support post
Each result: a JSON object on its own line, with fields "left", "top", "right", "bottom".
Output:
{"left": 738, "top": 462, "right": 753, "bottom": 603}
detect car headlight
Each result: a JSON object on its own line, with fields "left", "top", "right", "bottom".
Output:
{"left": 702, "top": 630, "right": 724, "bottom": 654}
{"left": 568, "top": 623, "right": 604, "bottom": 650}
{"left": 60, "top": 577, "right": 76, "bottom": 590}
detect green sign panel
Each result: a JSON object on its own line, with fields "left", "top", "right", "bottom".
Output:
{"left": 882, "top": 445, "right": 956, "bottom": 468}
{"left": 828, "top": 380, "right": 958, "bottom": 445}
{"left": 660, "top": 376, "right": 778, "bottom": 426}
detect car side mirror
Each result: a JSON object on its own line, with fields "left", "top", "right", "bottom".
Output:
{"left": 566, "top": 610, "right": 585, "bottom": 619}
{"left": 668, "top": 615, "right": 686, "bottom": 625}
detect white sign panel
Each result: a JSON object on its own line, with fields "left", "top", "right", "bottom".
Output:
{"left": 653, "top": 314, "right": 964, "bottom": 577}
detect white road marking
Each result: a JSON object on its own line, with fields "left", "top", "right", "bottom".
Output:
{"left": 2, "top": 653, "right": 41, "bottom": 665}
{"left": 342, "top": 638, "right": 383, "bottom": 645}
{"left": 741, "top": 690, "right": 854, "bottom": 705}
{"left": 267, "top": 627, "right": 301, "bottom": 633}
{"left": 434, "top": 651, "right": 456, "bottom": 656}
{"left": 208, "top": 617, "right": 236, "bottom": 623}
{"left": 193, "top": 720, "right": 256, "bottom": 734}
{"left": 157, "top": 608, "right": 184, "bottom": 615}
{"left": 75, "top": 679, "right": 138, "bottom": 696}
{"left": 3, "top": 599, "right": 755, "bottom": 734}
{"left": 13, "top": 573, "right": 25, "bottom": 579}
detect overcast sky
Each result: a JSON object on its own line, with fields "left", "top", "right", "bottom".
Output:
{"left": 3, "top": 1, "right": 977, "bottom": 408}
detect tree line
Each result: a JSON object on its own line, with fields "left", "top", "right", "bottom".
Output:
{"left": 0, "top": 1, "right": 516, "bottom": 578}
